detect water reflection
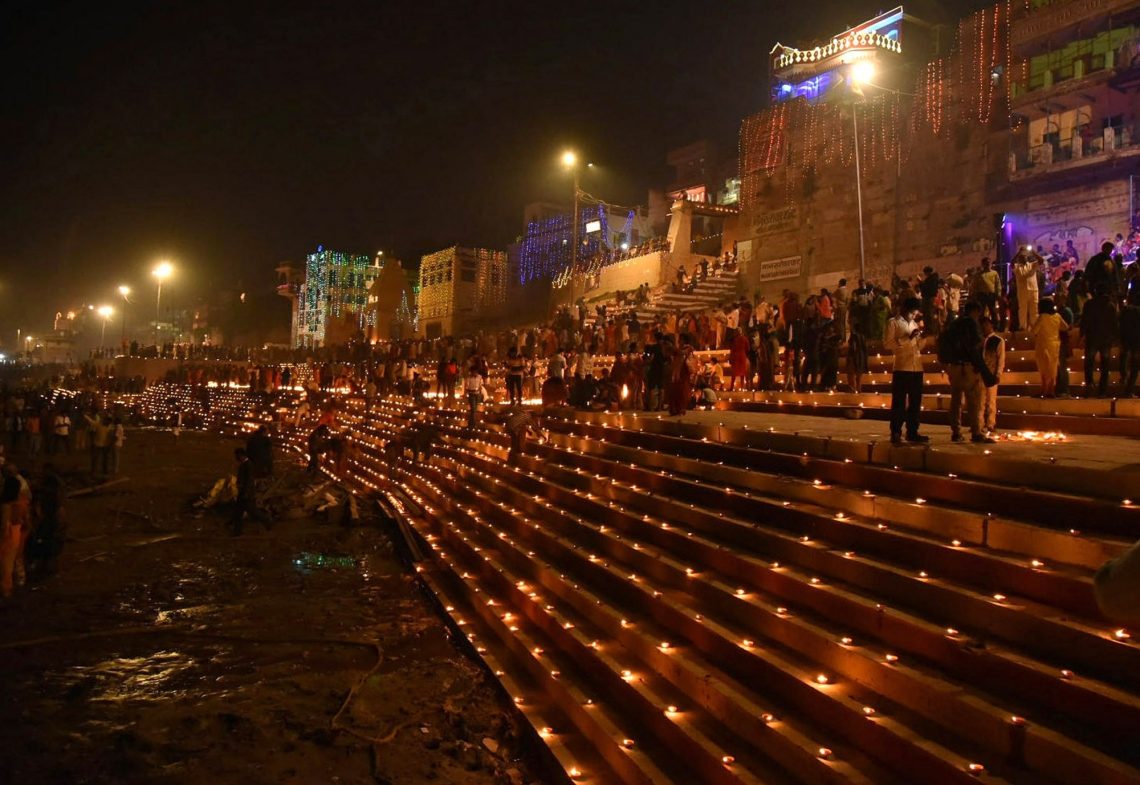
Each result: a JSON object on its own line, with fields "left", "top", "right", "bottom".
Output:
{"left": 292, "top": 551, "right": 357, "bottom": 574}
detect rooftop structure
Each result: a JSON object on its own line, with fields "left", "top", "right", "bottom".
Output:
{"left": 769, "top": 6, "right": 941, "bottom": 104}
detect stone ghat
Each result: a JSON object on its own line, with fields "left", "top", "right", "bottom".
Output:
{"left": 261, "top": 394, "right": 1140, "bottom": 783}
{"left": 185, "top": 388, "right": 1140, "bottom": 785}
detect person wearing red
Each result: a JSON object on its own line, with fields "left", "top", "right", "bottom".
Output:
{"left": 667, "top": 338, "right": 699, "bottom": 416}
{"left": 729, "top": 330, "right": 750, "bottom": 391}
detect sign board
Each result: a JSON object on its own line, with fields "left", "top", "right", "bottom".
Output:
{"left": 758, "top": 255, "right": 802, "bottom": 282}
{"left": 585, "top": 220, "right": 602, "bottom": 234}
{"left": 736, "top": 239, "right": 753, "bottom": 269}
{"left": 753, "top": 206, "right": 799, "bottom": 237}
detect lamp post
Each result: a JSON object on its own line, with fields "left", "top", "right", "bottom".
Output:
{"left": 118, "top": 285, "right": 131, "bottom": 350}
{"left": 562, "top": 150, "right": 581, "bottom": 315}
{"left": 97, "top": 305, "right": 114, "bottom": 348}
{"left": 152, "top": 261, "right": 173, "bottom": 347}
{"left": 850, "top": 61, "right": 876, "bottom": 283}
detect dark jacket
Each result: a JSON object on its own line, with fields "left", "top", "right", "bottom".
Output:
{"left": 1081, "top": 295, "right": 1119, "bottom": 346}
{"left": 942, "top": 316, "right": 997, "bottom": 386}
{"left": 246, "top": 431, "right": 273, "bottom": 477}
{"left": 1121, "top": 304, "right": 1140, "bottom": 350}
{"left": 236, "top": 459, "right": 255, "bottom": 501}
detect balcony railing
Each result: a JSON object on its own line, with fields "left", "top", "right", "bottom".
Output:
{"left": 1012, "top": 0, "right": 1140, "bottom": 52}
{"left": 1009, "top": 124, "right": 1139, "bottom": 178}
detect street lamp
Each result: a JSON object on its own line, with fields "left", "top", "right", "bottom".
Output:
{"left": 850, "top": 61, "right": 874, "bottom": 283}
{"left": 152, "top": 261, "right": 173, "bottom": 347}
{"left": 562, "top": 150, "right": 581, "bottom": 313}
{"left": 97, "top": 305, "right": 114, "bottom": 348}
{"left": 118, "top": 285, "right": 131, "bottom": 349}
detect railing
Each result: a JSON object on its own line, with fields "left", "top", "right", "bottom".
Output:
{"left": 1010, "top": 124, "right": 1136, "bottom": 175}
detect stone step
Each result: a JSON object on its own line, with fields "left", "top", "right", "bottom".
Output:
{"left": 185, "top": 390, "right": 1140, "bottom": 785}
{"left": 413, "top": 438, "right": 1135, "bottom": 785}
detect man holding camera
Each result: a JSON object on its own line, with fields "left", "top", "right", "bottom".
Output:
{"left": 886, "top": 297, "right": 928, "bottom": 445}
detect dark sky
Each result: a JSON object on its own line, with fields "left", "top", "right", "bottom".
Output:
{"left": 0, "top": 0, "right": 982, "bottom": 342}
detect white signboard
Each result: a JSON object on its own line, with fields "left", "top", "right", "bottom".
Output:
{"left": 758, "top": 255, "right": 802, "bottom": 282}
{"left": 585, "top": 220, "right": 602, "bottom": 234}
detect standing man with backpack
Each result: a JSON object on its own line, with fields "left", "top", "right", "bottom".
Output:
{"left": 939, "top": 301, "right": 998, "bottom": 443}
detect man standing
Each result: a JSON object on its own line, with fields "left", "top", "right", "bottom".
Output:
{"left": 981, "top": 317, "right": 1005, "bottom": 433}
{"left": 833, "top": 279, "right": 849, "bottom": 342}
{"left": 1081, "top": 284, "right": 1119, "bottom": 397}
{"left": 1121, "top": 293, "right": 1140, "bottom": 397}
{"left": 27, "top": 463, "right": 64, "bottom": 578}
{"left": 1013, "top": 249, "right": 1041, "bottom": 331}
{"left": 51, "top": 411, "right": 71, "bottom": 455}
{"left": 941, "top": 302, "right": 998, "bottom": 443}
{"left": 885, "top": 297, "right": 929, "bottom": 445}
{"left": 246, "top": 425, "right": 274, "bottom": 479}
{"left": 230, "top": 448, "right": 260, "bottom": 536}
{"left": 84, "top": 412, "right": 111, "bottom": 475}
{"left": 1085, "top": 241, "right": 1120, "bottom": 296}
{"left": 918, "top": 267, "right": 941, "bottom": 328}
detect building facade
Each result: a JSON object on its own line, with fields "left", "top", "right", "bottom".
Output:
{"left": 733, "top": 0, "right": 1140, "bottom": 298}
{"left": 277, "top": 248, "right": 381, "bottom": 348}
{"left": 417, "top": 246, "right": 508, "bottom": 339}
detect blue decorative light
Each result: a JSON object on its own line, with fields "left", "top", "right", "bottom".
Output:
{"left": 518, "top": 204, "right": 610, "bottom": 284}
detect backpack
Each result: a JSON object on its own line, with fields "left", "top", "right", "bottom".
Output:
{"left": 936, "top": 325, "right": 958, "bottom": 364}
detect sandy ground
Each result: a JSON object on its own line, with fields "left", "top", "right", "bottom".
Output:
{"left": 0, "top": 429, "right": 543, "bottom": 785}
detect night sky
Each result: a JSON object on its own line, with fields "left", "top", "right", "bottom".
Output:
{"left": 1, "top": 0, "right": 984, "bottom": 342}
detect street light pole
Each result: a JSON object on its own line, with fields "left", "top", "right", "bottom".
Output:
{"left": 118, "top": 285, "right": 131, "bottom": 350}
{"left": 853, "top": 105, "right": 866, "bottom": 283}
{"left": 152, "top": 262, "right": 173, "bottom": 349}
{"left": 569, "top": 166, "right": 580, "bottom": 313}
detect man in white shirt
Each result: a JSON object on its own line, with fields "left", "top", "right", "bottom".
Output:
{"left": 1013, "top": 249, "right": 1041, "bottom": 331}
{"left": 885, "top": 297, "right": 928, "bottom": 445}
{"left": 52, "top": 413, "right": 71, "bottom": 454}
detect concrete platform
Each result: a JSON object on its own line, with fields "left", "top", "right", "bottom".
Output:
{"left": 657, "top": 408, "right": 1140, "bottom": 503}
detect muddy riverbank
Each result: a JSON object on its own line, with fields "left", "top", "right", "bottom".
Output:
{"left": 0, "top": 429, "right": 543, "bottom": 785}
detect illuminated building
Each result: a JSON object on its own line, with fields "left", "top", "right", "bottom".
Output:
{"left": 417, "top": 246, "right": 507, "bottom": 339}
{"left": 1002, "top": 0, "right": 1140, "bottom": 259}
{"left": 278, "top": 247, "right": 381, "bottom": 348}
{"left": 769, "top": 7, "right": 939, "bottom": 104}
{"left": 517, "top": 202, "right": 652, "bottom": 285}
{"left": 735, "top": 4, "right": 1017, "bottom": 294}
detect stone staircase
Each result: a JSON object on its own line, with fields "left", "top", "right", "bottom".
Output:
{"left": 256, "top": 395, "right": 1140, "bottom": 785}
{"left": 588, "top": 270, "right": 741, "bottom": 328}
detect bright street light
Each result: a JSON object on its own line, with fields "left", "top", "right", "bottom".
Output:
{"left": 852, "top": 60, "right": 875, "bottom": 84}
{"left": 152, "top": 260, "right": 174, "bottom": 346}
{"left": 561, "top": 150, "right": 578, "bottom": 169}
{"left": 118, "top": 285, "right": 132, "bottom": 348}
{"left": 97, "top": 305, "right": 114, "bottom": 347}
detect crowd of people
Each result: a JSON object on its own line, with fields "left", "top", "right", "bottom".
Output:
{"left": 0, "top": 387, "right": 119, "bottom": 598}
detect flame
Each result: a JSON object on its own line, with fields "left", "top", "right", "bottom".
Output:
{"left": 621, "top": 383, "right": 630, "bottom": 400}
{"left": 1007, "top": 431, "right": 1067, "bottom": 442}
